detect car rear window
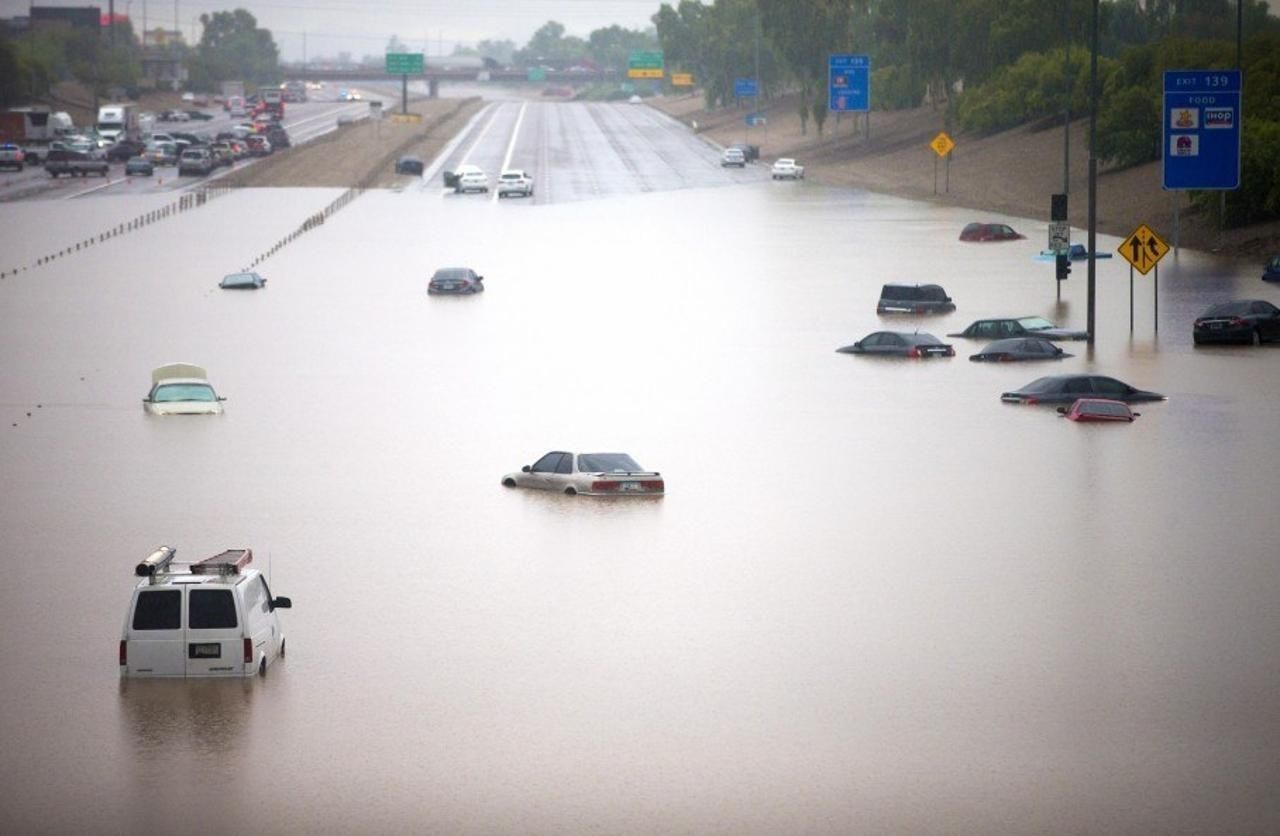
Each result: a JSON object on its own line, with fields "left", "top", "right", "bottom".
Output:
{"left": 1205, "top": 302, "right": 1251, "bottom": 316}
{"left": 881, "top": 285, "right": 917, "bottom": 301}
{"left": 579, "top": 453, "right": 642, "bottom": 472}
{"left": 189, "top": 589, "right": 238, "bottom": 629}
{"left": 132, "top": 590, "right": 181, "bottom": 630}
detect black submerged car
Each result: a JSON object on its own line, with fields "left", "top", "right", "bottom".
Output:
{"left": 1192, "top": 299, "right": 1280, "bottom": 345}
{"left": 876, "top": 283, "right": 955, "bottom": 315}
{"left": 395, "top": 155, "right": 424, "bottom": 175}
{"left": 949, "top": 316, "right": 1087, "bottom": 341}
{"left": 1000, "top": 375, "right": 1164, "bottom": 405}
{"left": 969, "top": 337, "right": 1072, "bottom": 362}
{"left": 837, "top": 331, "right": 955, "bottom": 358}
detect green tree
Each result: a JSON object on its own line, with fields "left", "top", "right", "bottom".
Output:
{"left": 587, "top": 25, "right": 658, "bottom": 76}
{"left": 515, "top": 21, "right": 588, "bottom": 68}
{"left": 187, "top": 9, "right": 280, "bottom": 90}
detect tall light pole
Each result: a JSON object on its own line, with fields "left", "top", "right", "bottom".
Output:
{"left": 1086, "top": 0, "right": 1098, "bottom": 344}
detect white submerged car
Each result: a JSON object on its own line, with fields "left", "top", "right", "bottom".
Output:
{"left": 143, "top": 363, "right": 224, "bottom": 415}
{"left": 502, "top": 451, "right": 665, "bottom": 496}
{"left": 496, "top": 169, "right": 534, "bottom": 198}
{"left": 771, "top": 158, "right": 805, "bottom": 179}
{"left": 121, "top": 546, "right": 292, "bottom": 678}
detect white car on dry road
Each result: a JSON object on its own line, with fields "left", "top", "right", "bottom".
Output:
{"left": 497, "top": 169, "right": 534, "bottom": 198}
{"left": 771, "top": 158, "right": 805, "bottom": 179}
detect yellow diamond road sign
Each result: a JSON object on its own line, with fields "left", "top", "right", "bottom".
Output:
{"left": 930, "top": 131, "right": 955, "bottom": 157}
{"left": 1119, "top": 224, "right": 1169, "bottom": 275}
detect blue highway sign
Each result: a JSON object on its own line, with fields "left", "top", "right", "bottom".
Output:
{"left": 1163, "top": 69, "right": 1241, "bottom": 190}
{"left": 734, "top": 78, "right": 758, "bottom": 98}
{"left": 828, "top": 54, "right": 870, "bottom": 113}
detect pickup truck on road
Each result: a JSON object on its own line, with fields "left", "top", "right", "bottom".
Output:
{"left": 45, "top": 148, "right": 110, "bottom": 178}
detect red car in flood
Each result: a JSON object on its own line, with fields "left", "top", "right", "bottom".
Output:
{"left": 959, "top": 222, "right": 1025, "bottom": 242}
{"left": 1057, "top": 398, "right": 1140, "bottom": 422}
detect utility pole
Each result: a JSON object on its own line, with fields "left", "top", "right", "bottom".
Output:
{"left": 109, "top": 0, "right": 116, "bottom": 47}
{"left": 1087, "top": 0, "right": 1099, "bottom": 344}
{"left": 1063, "top": 0, "right": 1070, "bottom": 196}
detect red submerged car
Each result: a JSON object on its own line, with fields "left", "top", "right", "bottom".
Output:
{"left": 1057, "top": 398, "right": 1140, "bottom": 422}
{"left": 960, "top": 222, "right": 1025, "bottom": 242}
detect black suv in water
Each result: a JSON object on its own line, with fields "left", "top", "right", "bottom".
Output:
{"left": 876, "top": 283, "right": 955, "bottom": 315}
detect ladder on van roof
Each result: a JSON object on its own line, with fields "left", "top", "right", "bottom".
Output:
{"left": 190, "top": 549, "right": 254, "bottom": 575}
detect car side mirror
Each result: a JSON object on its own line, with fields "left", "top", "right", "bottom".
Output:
{"left": 1132, "top": 412, "right": 1141, "bottom": 418}
{"left": 853, "top": 341, "right": 862, "bottom": 349}
{"left": 521, "top": 465, "right": 531, "bottom": 473}
{"left": 1056, "top": 407, "right": 1067, "bottom": 414}
{"left": 270, "top": 596, "right": 292, "bottom": 610}
{"left": 142, "top": 397, "right": 150, "bottom": 403}
{"left": 476, "top": 276, "right": 484, "bottom": 281}
{"left": 218, "top": 396, "right": 227, "bottom": 401}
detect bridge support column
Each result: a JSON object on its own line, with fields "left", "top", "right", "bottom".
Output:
{"left": 429, "top": 79, "right": 439, "bottom": 99}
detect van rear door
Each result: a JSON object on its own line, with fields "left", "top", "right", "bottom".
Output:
{"left": 184, "top": 587, "right": 246, "bottom": 676}
{"left": 125, "top": 588, "right": 185, "bottom": 676}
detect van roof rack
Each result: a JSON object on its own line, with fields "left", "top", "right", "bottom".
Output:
{"left": 190, "top": 548, "right": 253, "bottom": 575}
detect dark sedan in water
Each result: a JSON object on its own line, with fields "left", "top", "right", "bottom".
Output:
{"left": 1001, "top": 375, "right": 1165, "bottom": 405}
{"left": 837, "top": 331, "right": 955, "bottom": 358}
{"left": 1263, "top": 255, "right": 1280, "bottom": 282}
{"left": 969, "top": 337, "right": 1072, "bottom": 362}
{"left": 428, "top": 267, "right": 485, "bottom": 295}
{"left": 949, "top": 316, "right": 1088, "bottom": 341}
{"left": 1192, "top": 299, "right": 1280, "bottom": 345}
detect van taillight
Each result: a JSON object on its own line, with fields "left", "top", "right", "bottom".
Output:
{"left": 119, "top": 640, "right": 127, "bottom": 666}
{"left": 243, "top": 638, "right": 253, "bottom": 664}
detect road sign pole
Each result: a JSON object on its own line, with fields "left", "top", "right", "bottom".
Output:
{"left": 1154, "top": 264, "right": 1159, "bottom": 334}
{"left": 945, "top": 153, "right": 950, "bottom": 193}
{"left": 1129, "top": 264, "right": 1134, "bottom": 333}
{"left": 402, "top": 74, "right": 408, "bottom": 115}
{"left": 933, "top": 156, "right": 938, "bottom": 195}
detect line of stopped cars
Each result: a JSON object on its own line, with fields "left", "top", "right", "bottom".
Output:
{"left": 839, "top": 240, "right": 1167, "bottom": 424}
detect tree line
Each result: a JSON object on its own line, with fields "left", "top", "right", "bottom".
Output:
{"left": 652, "top": 0, "right": 1280, "bottom": 226}
{"left": 0, "top": 8, "right": 280, "bottom": 107}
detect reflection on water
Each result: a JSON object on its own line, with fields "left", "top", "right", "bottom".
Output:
{"left": 2, "top": 183, "right": 1279, "bottom": 833}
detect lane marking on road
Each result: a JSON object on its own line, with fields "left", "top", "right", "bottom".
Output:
{"left": 429, "top": 102, "right": 497, "bottom": 197}
{"left": 61, "top": 175, "right": 127, "bottom": 200}
{"left": 492, "top": 101, "right": 528, "bottom": 203}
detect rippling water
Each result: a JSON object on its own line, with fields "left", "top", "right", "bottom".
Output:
{"left": 2, "top": 181, "right": 1278, "bottom": 834}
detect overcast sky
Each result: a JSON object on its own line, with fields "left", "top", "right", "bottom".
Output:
{"left": 0, "top": 1, "right": 663, "bottom": 60}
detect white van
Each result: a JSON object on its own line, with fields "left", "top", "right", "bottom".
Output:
{"left": 120, "top": 546, "right": 292, "bottom": 678}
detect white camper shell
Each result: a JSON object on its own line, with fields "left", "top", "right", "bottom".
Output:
{"left": 120, "top": 546, "right": 292, "bottom": 678}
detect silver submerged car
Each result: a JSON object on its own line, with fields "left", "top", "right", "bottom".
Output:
{"left": 502, "top": 451, "right": 665, "bottom": 496}
{"left": 142, "top": 363, "right": 225, "bottom": 415}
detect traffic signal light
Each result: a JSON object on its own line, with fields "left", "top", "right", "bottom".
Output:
{"left": 1051, "top": 193, "right": 1068, "bottom": 221}
{"left": 1055, "top": 253, "right": 1071, "bottom": 280}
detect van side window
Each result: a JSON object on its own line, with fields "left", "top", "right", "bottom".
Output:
{"left": 245, "top": 576, "right": 270, "bottom": 615}
{"left": 189, "top": 589, "right": 238, "bottom": 629}
{"left": 133, "top": 590, "right": 181, "bottom": 630}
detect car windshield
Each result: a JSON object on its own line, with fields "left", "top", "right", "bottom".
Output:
{"left": 578, "top": 453, "right": 642, "bottom": 473}
{"left": 1019, "top": 377, "right": 1060, "bottom": 393}
{"left": 221, "top": 273, "right": 258, "bottom": 287}
{"left": 433, "top": 269, "right": 469, "bottom": 280}
{"left": 1269, "top": 256, "right": 1280, "bottom": 269}
{"left": 1079, "top": 401, "right": 1130, "bottom": 417}
{"left": 152, "top": 383, "right": 217, "bottom": 402}
{"left": 1017, "top": 317, "right": 1056, "bottom": 330}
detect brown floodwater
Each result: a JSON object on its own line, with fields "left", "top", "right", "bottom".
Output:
{"left": 2, "top": 174, "right": 1278, "bottom": 834}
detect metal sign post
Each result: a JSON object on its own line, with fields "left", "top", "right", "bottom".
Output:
{"left": 929, "top": 132, "right": 954, "bottom": 196}
{"left": 1118, "top": 223, "right": 1170, "bottom": 335}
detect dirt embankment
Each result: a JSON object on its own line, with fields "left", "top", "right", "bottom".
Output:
{"left": 651, "top": 92, "right": 1279, "bottom": 261}
{"left": 219, "top": 97, "right": 483, "bottom": 189}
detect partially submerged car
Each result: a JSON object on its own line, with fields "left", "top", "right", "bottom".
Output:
{"left": 770, "top": 158, "right": 804, "bottom": 180}
{"left": 395, "top": 155, "right": 424, "bottom": 175}
{"left": 1001, "top": 374, "right": 1164, "bottom": 405}
{"left": 959, "top": 222, "right": 1025, "bottom": 242}
{"left": 219, "top": 271, "right": 266, "bottom": 289}
{"left": 497, "top": 169, "right": 534, "bottom": 198}
{"left": 121, "top": 545, "right": 291, "bottom": 678}
{"left": 1263, "top": 255, "right": 1280, "bottom": 282}
{"left": 837, "top": 331, "right": 955, "bottom": 357}
{"left": 877, "top": 283, "right": 955, "bottom": 315}
{"left": 1057, "top": 398, "right": 1140, "bottom": 422}
{"left": 1193, "top": 299, "right": 1280, "bottom": 345}
{"left": 949, "top": 316, "right": 1087, "bottom": 341}
{"left": 143, "top": 363, "right": 225, "bottom": 415}
{"left": 428, "top": 267, "right": 484, "bottom": 295}
{"left": 969, "top": 337, "right": 1072, "bottom": 362}
{"left": 503, "top": 451, "right": 664, "bottom": 496}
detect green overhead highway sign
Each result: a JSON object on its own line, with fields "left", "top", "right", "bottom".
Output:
{"left": 385, "top": 53, "right": 424, "bottom": 75}
{"left": 628, "top": 50, "right": 664, "bottom": 79}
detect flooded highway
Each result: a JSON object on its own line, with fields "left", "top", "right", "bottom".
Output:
{"left": 2, "top": 100, "right": 1279, "bottom": 834}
